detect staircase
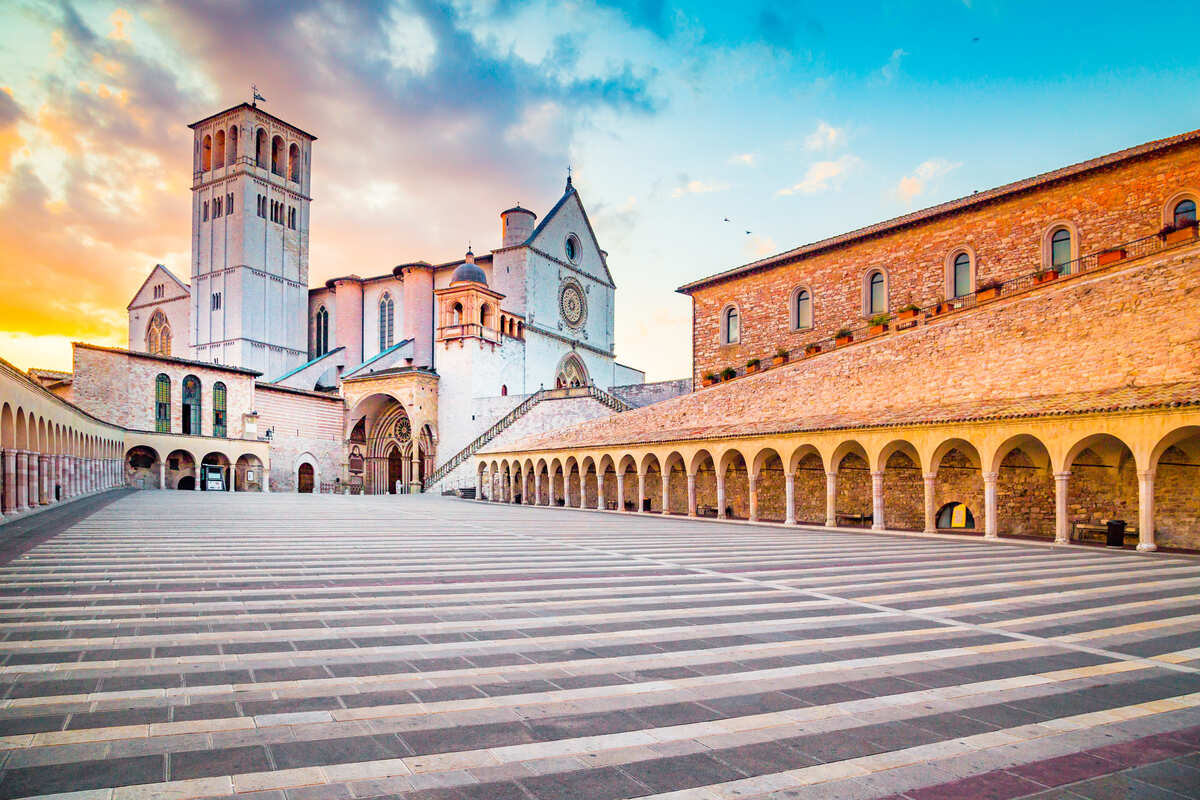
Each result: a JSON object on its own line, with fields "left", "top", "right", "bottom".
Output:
{"left": 424, "top": 385, "right": 632, "bottom": 491}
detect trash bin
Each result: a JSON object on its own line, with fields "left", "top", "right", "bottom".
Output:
{"left": 1106, "top": 519, "right": 1127, "bottom": 548}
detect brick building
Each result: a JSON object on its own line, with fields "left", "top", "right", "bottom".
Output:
{"left": 479, "top": 129, "right": 1200, "bottom": 552}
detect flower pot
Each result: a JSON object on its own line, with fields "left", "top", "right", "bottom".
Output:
{"left": 772, "top": 355, "right": 788, "bottom": 366}
{"left": 869, "top": 323, "right": 888, "bottom": 336}
{"left": 977, "top": 287, "right": 1001, "bottom": 302}
{"left": 701, "top": 377, "right": 716, "bottom": 387}
{"left": 1097, "top": 248, "right": 1126, "bottom": 266}
{"left": 1035, "top": 270, "right": 1058, "bottom": 284}
{"left": 835, "top": 335, "right": 853, "bottom": 347}
{"left": 746, "top": 364, "right": 760, "bottom": 374}
{"left": 1164, "top": 225, "right": 1198, "bottom": 245}
{"left": 805, "top": 345, "right": 821, "bottom": 356}
{"left": 931, "top": 304, "right": 948, "bottom": 316}
{"left": 898, "top": 308, "right": 919, "bottom": 321}
{"left": 721, "top": 373, "right": 737, "bottom": 382}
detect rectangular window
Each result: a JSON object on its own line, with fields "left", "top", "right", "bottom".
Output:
{"left": 211, "top": 292, "right": 221, "bottom": 311}
{"left": 202, "top": 201, "right": 209, "bottom": 221}
{"left": 227, "top": 193, "right": 234, "bottom": 214}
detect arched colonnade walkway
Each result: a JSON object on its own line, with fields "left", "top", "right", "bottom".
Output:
{"left": 478, "top": 412, "right": 1200, "bottom": 552}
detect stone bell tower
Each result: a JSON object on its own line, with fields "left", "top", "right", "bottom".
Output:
{"left": 187, "top": 102, "right": 316, "bottom": 378}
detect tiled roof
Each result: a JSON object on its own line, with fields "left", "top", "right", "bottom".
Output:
{"left": 491, "top": 377, "right": 1200, "bottom": 454}
{"left": 678, "top": 128, "right": 1200, "bottom": 292}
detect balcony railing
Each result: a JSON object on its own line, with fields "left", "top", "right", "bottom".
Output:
{"left": 702, "top": 226, "right": 1197, "bottom": 385}
{"left": 437, "top": 323, "right": 501, "bottom": 343}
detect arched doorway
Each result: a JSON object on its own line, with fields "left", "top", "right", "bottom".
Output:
{"left": 387, "top": 446, "right": 404, "bottom": 494}
{"left": 298, "top": 463, "right": 315, "bottom": 493}
{"left": 555, "top": 353, "right": 589, "bottom": 388}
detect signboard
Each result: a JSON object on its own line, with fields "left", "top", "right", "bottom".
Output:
{"left": 201, "top": 464, "right": 225, "bottom": 492}
{"left": 950, "top": 503, "right": 968, "bottom": 528}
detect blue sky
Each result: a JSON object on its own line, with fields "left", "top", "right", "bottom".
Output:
{"left": 0, "top": 0, "right": 1194, "bottom": 379}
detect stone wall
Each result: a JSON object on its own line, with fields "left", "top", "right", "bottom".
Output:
{"left": 687, "top": 139, "right": 1200, "bottom": 383}
{"left": 611, "top": 378, "right": 692, "bottom": 408}
{"left": 255, "top": 384, "right": 344, "bottom": 492}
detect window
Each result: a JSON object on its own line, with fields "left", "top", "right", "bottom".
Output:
{"left": 256, "top": 195, "right": 264, "bottom": 218}
{"left": 255, "top": 127, "right": 268, "bottom": 168}
{"left": 565, "top": 234, "right": 580, "bottom": 263}
{"left": 147, "top": 309, "right": 171, "bottom": 356}
{"left": 152, "top": 283, "right": 164, "bottom": 300}
{"left": 271, "top": 135, "right": 285, "bottom": 176}
{"left": 1174, "top": 199, "right": 1197, "bottom": 227}
{"left": 315, "top": 305, "right": 329, "bottom": 357}
{"left": 722, "top": 305, "right": 740, "bottom": 344}
{"left": 214, "top": 130, "right": 225, "bottom": 166}
{"left": 211, "top": 292, "right": 221, "bottom": 311}
{"left": 452, "top": 302, "right": 463, "bottom": 325}
{"left": 379, "top": 293, "right": 395, "bottom": 350}
{"left": 793, "top": 288, "right": 812, "bottom": 330}
{"left": 201, "top": 134, "right": 212, "bottom": 171}
{"left": 501, "top": 384, "right": 508, "bottom": 396}
{"left": 1051, "top": 228, "right": 1072, "bottom": 271}
{"left": 227, "top": 193, "right": 234, "bottom": 214}
{"left": 154, "top": 374, "right": 171, "bottom": 433}
{"left": 866, "top": 270, "right": 886, "bottom": 315}
{"left": 228, "top": 126, "right": 238, "bottom": 164}
{"left": 213, "top": 197, "right": 222, "bottom": 217}
{"left": 182, "top": 375, "right": 201, "bottom": 435}
{"left": 212, "top": 382, "right": 227, "bottom": 438}
{"left": 953, "top": 253, "right": 972, "bottom": 297}
{"left": 289, "top": 143, "right": 300, "bottom": 182}
{"left": 202, "top": 201, "right": 209, "bottom": 221}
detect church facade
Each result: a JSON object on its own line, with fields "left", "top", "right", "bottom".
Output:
{"left": 19, "top": 101, "right": 651, "bottom": 497}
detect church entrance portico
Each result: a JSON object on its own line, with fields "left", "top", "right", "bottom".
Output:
{"left": 342, "top": 373, "right": 439, "bottom": 495}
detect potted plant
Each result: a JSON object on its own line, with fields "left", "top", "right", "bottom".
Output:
{"left": 897, "top": 303, "right": 921, "bottom": 321}
{"left": 772, "top": 347, "right": 789, "bottom": 366}
{"left": 1097, "top": 247, "right": 1127, "bottom": 266}
{"left": 834, "top": 327, "right": 853, "bottom": 346}
{"left": 868, "top": 313, "right": 891, "bottom": 335}
{"left": 1034, "top": 266, "right": 1059, "bottom": 284}
{"left": 805, "top": 342, "right": 822, "bottom": 356}
{"left": 720, "top": 366, "right": 737, "bottom": 382}
{"left": 701, "top": 372, "right": 718, "bottom": 387}
{"left": 746, "top": 357, "right": 761, "bottom": 374}
{"left": 1160, "top": 220, "right": 1199, "bottom": 245}
{"left": 976, "top": 280, "right": 1002, "bottom": 302}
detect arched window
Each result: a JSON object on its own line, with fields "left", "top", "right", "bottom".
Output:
{"left": 378, "top": 294, "right": 395, "bottom": 351}
{"left": 517, "top": 321, "right": 524, "bottom": 338}
{"left": 154, "top": 374, "right": 171, "bottom": 433}
{"left": 182, "top": 375, "right": 201, "bottom": 436}
{"left": 480, "top": 303, "right": 492, "bottom": 329}
{"left": 212, "top": 382, "right": 227, "bottom": 438}
{"left": 952, "top": 252, "right": 972, "bottom": 298}
{"left": 214, "top": 130, "right": 225, "bottom": 167}
{"left": 289, "top": 143, "right": 300, "bottom": 182}
{"left": 452, "top": 302, "right": 463, "bottom": 325}
{"left": 501, "top": 384, "right": 508, "bottom": 396}
{"left": 314, "top": 305, "right": 329, "bottom": 357}
{"left": 792, "top": 288, "right": 812, "bottom": 330}
{"left": 228, "top": 126, "right": 238, "bottom": 164}
{"left": 1174, "top": 199, "right": 1197, "bottom": 228}
{"left": 146, "top": 310, "right": 171, "bottom": 356}
{"left": 556, "top": 353, "right": 589, "bottom": 388}
{"left": 866, "top": 270, "right": 887, "bottom": 315}
{"left": 201, "top": 134, "right": 212, "bottom": 171}
{"left": 255, "top": 128, "right": 268, "bottom": 168}
{"left": 1050, "top": 228, "right": 1072, "bottom": 271}
{"left": 721, "top": 305, "right": 740, "bottom": 344}
{"left": 271, "top": 135, "right": 285, "bottom": 176}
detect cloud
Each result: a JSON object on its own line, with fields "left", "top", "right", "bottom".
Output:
{"left": 743, "top": 234, "right": 776, "bottom": 259}
{"left": 672, "top": 177, "right": 728, "bottom": 198}
{"left": 728, "top": 152, "right": 756, "bottom": 167}
{"left": 878, "top": 48, "right": 907, "bottom": 84}
{"left": 803, "top": 121, "right": 844, "bottom": 152}
{"left": 896, "top": 158, "right": 961, "bottom": 203}
{"left": 776, "top": 155, "right": 860, "bottom": 196}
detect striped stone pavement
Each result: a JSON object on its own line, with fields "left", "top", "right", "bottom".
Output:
{"left": 0, "top": 493, "right": 1197, "bottom": 800}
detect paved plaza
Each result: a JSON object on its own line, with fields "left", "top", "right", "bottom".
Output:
{"left": 0, "top": 494, "right": 1197, "bottom": 800}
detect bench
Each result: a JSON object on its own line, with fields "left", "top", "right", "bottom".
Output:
{"left": 1072, "top": 521, "right": 1138, "bottom": 546}
{"left": 836, "top": 513, "right": 873, "bottom": 527}
{"left": 697, "top": 505, "right": 719, "bottom": 518}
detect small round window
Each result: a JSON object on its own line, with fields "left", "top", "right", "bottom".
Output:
{"left": 565, "top": 234, "right": 580, "bottom": 263}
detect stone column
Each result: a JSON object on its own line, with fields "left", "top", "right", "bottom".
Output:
{"left": 2, "top": 450, "right": 15, "bottom": 515}
{"left": 27, "top": 452, "right": 38, "bottom": 508}
{"left": 661, "top": 475, "right": 670, "bottom": 515}
{"left": 194, "top": 463, "right": 201, "bottom": 491}
{"left": 549, "top": 473, "right": 557, "bottom": 506}
{"left": 870, "top": 471, "right": 885, "bottom": 531}
{"left": 983, "top": 471, "right": 999, "bottom": 539}
{"left": 160, "top": 462, "right": 167, "bottom": 490}
{"left": 715, "top": 470, "right": 726, "bottom": 519}
{"left": 1137, "top": 470, "right": 1156, "bottom": 552}
{"left": 636, "top": 472, "right": 646, "bottom": 513}
{"left": 616, "top": 472, "right": 625, "bottom": 511}
{"left": 39, "top": 455, "right": 51, "bottom": 504}
{"left": 230, "top": 466, "right": 238, "bottom": 493}
{"left": 923, "top": 473, "right": 937, "bottom": 534}
{"left": 263, "top": 471, "right": 270, "bottom": 493}
{"left": 534, "top": 473, "right": 542, "bottom": 505}
{"left": 1053, "top": 471, "right": 1070, "bottom": 544}
{"left": 784, "top": 472, "right": 796, "bottom": 526}
{"left": 747, "top": 474, "right": 758, "bottom": 522}
{"left": 596, "top": 472, "right": 605, "bottom": 510}
{"left": 824, "top": 471, "right": 837, "bottom": 527}
{"left": 15, "top": 451, "right": 29, "bottom": 512}
{"left": 686, "top": 473, "right": 697, "bottom": 517}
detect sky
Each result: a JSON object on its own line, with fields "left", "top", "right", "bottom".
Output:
{"left": 0, "top": 0, "right": 1196, "bottom": 381}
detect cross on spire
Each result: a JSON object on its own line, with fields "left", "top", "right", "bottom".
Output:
{"left": 251, "top": 84, "right": 266, "bottom": 107}
{"left": 566, "top": 165, "right": 573, "bottom": 189}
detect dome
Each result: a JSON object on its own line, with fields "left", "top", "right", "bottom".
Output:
{"left": 451, "top": 260, "right": 487, "bottom": 286}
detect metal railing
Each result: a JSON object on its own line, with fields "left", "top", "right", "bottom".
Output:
{"left": 423, "top": 384, "right": 632, "bottom": 490}
{"left": 702, "top": 227, "right": 1196, "bottom": 385}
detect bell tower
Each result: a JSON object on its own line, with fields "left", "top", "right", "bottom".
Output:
{"left": 187, "top": 101, "right": 316, "bottom": 378}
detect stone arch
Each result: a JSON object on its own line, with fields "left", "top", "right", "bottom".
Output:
{"left": 662, "top": 451, "right": 686, "bottom": 516}
{"left": 1041, "top": 220, "right": 1081, "bottom": 272}
{"left": 294, "top": 452, "right": 320, "bottom": 494}
{"left": 201, "top": 451, "right": 233, "bottom": 492}
{"left": 876, "top": 439, "right": 923, "bottom": 531}
{"left": 830, "top": 440, "right": 871, "bottom": 527}
{"left": 236, "top": 454, "right": 264, "bottom": 492}
{"left": 125, "top": 445, "right": 161, "bottom": 489}
{"left": 598, "top": 454, "right": 618, "bottom": 510}
{"left": 1149, "top": 426, "right": 1200, "bottom": 550}
{"left": 535, "top": 458, "right": 550, "bottom": 504}
{"left": 202, "top": 133, "right": 212, "bottom": 171}
{"left": 787, "top": 444, "right": 825, "bottom": 525}
{"left": 555, "top": 352, "right": 589, "bottom": 389}
{"left": 1162, "top": 189, "right": 1200, "bottom": 228}
{"left": 718, "top": 447, "right": 751, "bottom": 519}
{"left": 166, "top": 448, "right": 197, "bottom": 490}
{"left": 751, "top": 447, "right": 786, "bottom": 522}
{"left": 989, "top": 434, "right": 1055, "bottom": 539}
{"left": 564, "top": 455, "right": 581, "bottom": 507}
{"left": 688, "top": 449, "right": 717, "bottom": 517}
{"left": 929, "top": 437, "right": 984, "bottom": 533}
{"left": 288, "top": 142, "right": 300, "bottom": 182}
{"left": 637, "top": 452, "right": 662, "bottom": 513}
{"left": 944, "top": 245, "right": 977, "bottom": 299}
{"left": 1063, "top": 433, "right": 1139, "bottom": 543}
{"left": 549, "top": 457, "right": 566, "bottom": 506}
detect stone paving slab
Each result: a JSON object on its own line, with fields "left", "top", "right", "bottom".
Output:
{"left": 0, "top": 492, "right": 1196, "bottom": 799}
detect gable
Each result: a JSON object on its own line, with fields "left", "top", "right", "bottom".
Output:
{"left": 127, "top": 264, "right": 190, "bottom": 310}
{"left": 527, "top": 189, "right": 615, "bottom": 288}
